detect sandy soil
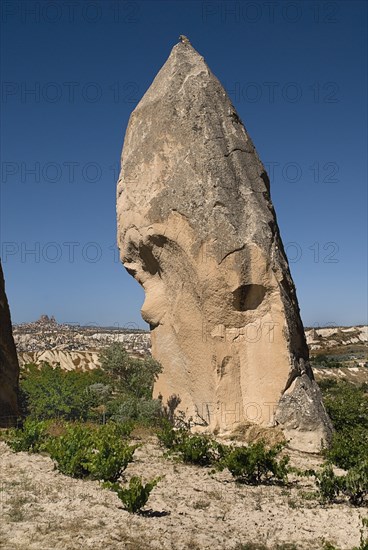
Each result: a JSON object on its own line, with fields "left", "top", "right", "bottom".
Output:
{"left": 0, "top": 437, "right": 365, "bottom": 550}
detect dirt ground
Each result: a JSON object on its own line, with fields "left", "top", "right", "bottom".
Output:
{"left": 0, "top": 437, "right": 365, "bottom": 550}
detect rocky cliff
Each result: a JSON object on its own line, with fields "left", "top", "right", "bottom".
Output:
{"left": 117, "top": 38, "right": 332, "bottom": 451}
{"left": 0, "top": 261, "right": 19, "bottom": 425}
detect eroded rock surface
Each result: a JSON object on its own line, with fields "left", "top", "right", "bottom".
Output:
{"left": 117, "top": 39, "right": 332, "bottom": 451}
{"left": 0, "top": 261, "right": 19, "bottom": 425}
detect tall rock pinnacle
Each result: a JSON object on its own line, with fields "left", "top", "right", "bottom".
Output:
{"left": 117, "top": 39, "right": 332, "bottom": 451}
{"left": 0, "top": 261, "right": 19, "bottom": 426}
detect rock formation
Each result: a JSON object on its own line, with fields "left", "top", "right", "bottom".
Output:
{"left": 0, "top": 260, "right": 19, "bottom": 426}
{"left": 117, "top": 39, "right": 332, "bottom": 451}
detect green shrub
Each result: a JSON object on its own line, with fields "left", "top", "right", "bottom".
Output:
{"left": 99, "top": 344, "right": 162, "bottom": 399}
{"left": 86, "top": 383, "right": 112, "bottom": 404}
{"left": 307, "top": 462, "right": 368, "bottom": 506}
{"left": 87, "top": 424, "right": 138, "bottom": 482}
{"left": 109, "top": 396, "right": 162, "bottom": 425}
{"left": 321, "top": 381, "right": 368, "bottom": 432}
{"left": 319, "top": 381, "right": 368, "bottom": 472}
{"left": 107, "top": 476, "right": 161, "bottom": 513}
{"left": 157, "top": 423, "right": 228, "bottom": 466}
{"left": 5, "top": 418, "right": 49, "bottom": 453}
{"left": 19, "top": 354, "right": 164, "bottom": 429}
{"left": 344, "top": 461, "right": 368, "bottom": 507}
{"left": 326, "top": 427, "right": 368, "bottom": 470}
{"left": 313, "top": 463, "right": 343, "bottom": 502}
{"left": 20, "top": 363, "right": 110, "bottom": 421}
{"left": 177, "top": 433, "right": 228, "bottom": 466}
{"left": 47, "top": 422, "right": 137, "bottom": 481}
{"left": 47, "top": 423, "right": 93, "bottom": 477}
{"left": 221, "top": 441, "right": 289, "bottom": 484}
{"left": 157, "top": 420, "right": 181, "bottom": 449}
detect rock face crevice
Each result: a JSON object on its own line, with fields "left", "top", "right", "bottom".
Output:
{"left": 117, "top": 39, "right": 332, "bottom": 451}
{"left": 0, "top": 261, "right": 19, "bottom": 426}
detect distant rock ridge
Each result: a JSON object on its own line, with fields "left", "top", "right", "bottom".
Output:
{"left": 0, "top": 261, "right": 19, "bottom": 426}
{"left": 117, "top": 39, "right": 333, "bottom": 451}
{"left": 306, "top": 326, "right": 368, "bottom": 350}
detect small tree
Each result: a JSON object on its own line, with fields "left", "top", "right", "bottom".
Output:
{"left": 99, "top": 344, "right": 162, "bottom": 399}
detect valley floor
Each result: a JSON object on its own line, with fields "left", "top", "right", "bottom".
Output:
{"left": 0, "top": 438, "right": 364, "bottom": 550}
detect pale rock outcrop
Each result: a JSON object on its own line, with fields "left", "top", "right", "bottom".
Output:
{"left": 117, "top": 39, "right": 332, "bottom": 451}
{"left": 18, "top": 350, "right": 101, "bottom": 372}
{"left": 0, "top": 261, "right": 19, "bottom": 425}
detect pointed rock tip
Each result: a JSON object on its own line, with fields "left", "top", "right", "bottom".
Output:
{"left": 171, "top": 35, "right": 205, "bottom": 64}
{"left": 178, "top": 34, "right": 191, "bottom": 45}
{"left": 131, "top": 36, "right": 207, "bottom": 112}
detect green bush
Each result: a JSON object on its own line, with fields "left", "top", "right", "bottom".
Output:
{"left": 157, "top": 423, "right": 228, "bottom": 466}
{"left": 18, "top": 352, "right": 164, "bottom": 429}
{"left": 99, "top": 344, "right": 162, "bottom": 399}
{"left": 160, "top": 426, "right": 289, "bottom": 482}
{"left": 313, "top": 463, "right": 343, "bottom": 502}
{"left": 47, "top": 423, "right": 92, "bottom": 477}
{"left": 344, "top": 461, "right": 368, "bottom": 506}
{"left": 107, "top": 475, "right": 161, "bottom": 513}
{"left": 87, "top": 423, "right": 138, "bottom": 482}
{"left": 108, "top": 396, "right": 162, "bottom": 426}
{"left": 157, "top": 420, "right": 181, "bottom": 449}
{"left": 321, "top": 381, "right": 368, "bottom": 432}
{"left": 5, "top": 418, "right": 49, "bottom": 453}
{"left": 326, "top": 427, "right": 368, "bottom": 470}
{"left": 47, "top": 422, "right": 137, "bottom": 481}
{"left": 307, "top": 462, "right": 368, "bottom": 506}
{"left": 19, "top": 363, "right": 110, "bottom": 421}
{"left": 319, "top": 381, "right": 368, "bottom": 472}
{"left": 177, "top": 433, "right": 228, "bottom": 466}
{"left": 221, "top": 441, "right": 289, "bottom": 484}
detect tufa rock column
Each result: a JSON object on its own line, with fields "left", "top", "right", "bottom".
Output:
{"left": 117, "top": 39, "right": 332, "bottom": 452}
{"left": 0, "top": 260, "right": 19, "bottom": 426}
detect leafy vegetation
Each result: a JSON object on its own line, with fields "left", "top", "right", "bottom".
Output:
{"left": 158, "top": 422, "right": 289, "bottom": 485}
{"left": 321, "top": 380, "right": 368, "bottom": 432}
{"left": 5, "top": 418, "right": 49, "bottom": 453}
{"left": 319, "top": 380, "right": 368, "bottom": 470}
{"left": 99, "top": 343, "right": 162, "bottom": 399}
{"left": 19, "top": 363, "right": 110, "bottom": 421}
{"left": 47, "top": 422, "right": 137, "bottom": 481}
{"left": 17, "top": 344, "right": 164, "bottom": 427}
{"left": 311, "top": 355, "right": 345, "bottom": 369}
{"left": 313, "top": 463, "right": 343, "bottom": 502}
{"left": 299, "top": 461, "right": 368, "bottom": 506}
{"left": 157, "top": 421, "right": 228, "bottom": 466}
{"left": 106, "top": 475, "right": 161, "bottom": 513}
{"left": 5, "top": 346, "right": 165, "bottom": 508}
{"left": 107, "top": 395, "right": 163, "bottom": 426}
{"left": 220, "top": 441, "right": 289, "bottom": 484}
{"left": 326, "top": 427, "right": 368, "bottom": 470}
{"left": 6, "top": 340, "right": 368, "bottom": 533}
{"left": 345, "top": 461, "right": 368, "bottom": 507}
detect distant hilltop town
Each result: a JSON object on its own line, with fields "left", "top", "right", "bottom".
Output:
{"left": 13, "top": 315, "right": 151, "bottom": 371}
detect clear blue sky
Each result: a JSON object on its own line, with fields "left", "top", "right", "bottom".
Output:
{"left": 1, "top": 0, "right": 367, "bottom": 328}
